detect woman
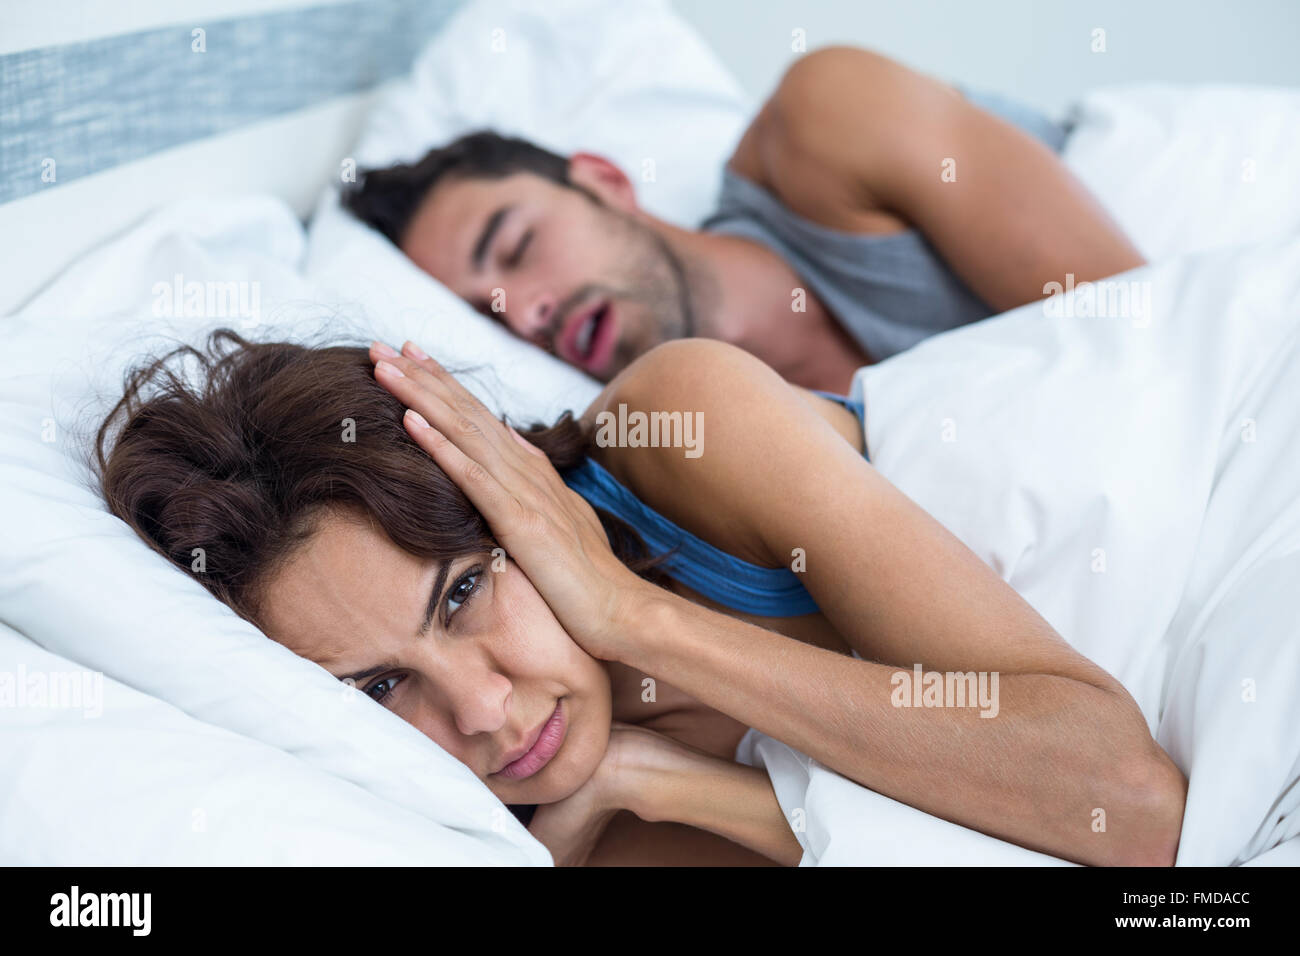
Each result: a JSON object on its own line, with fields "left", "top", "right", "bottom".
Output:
{"left": 94, "top": 328, "right": 1186, "bottom": 866}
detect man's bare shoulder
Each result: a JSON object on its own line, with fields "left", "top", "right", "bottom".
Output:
{"left": 722, "top": 46, "right": 945, "bottom": 235}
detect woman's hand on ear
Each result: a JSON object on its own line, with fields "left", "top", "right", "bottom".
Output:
{"left": 368, "top": 340, "right": 653, "bottom": 660}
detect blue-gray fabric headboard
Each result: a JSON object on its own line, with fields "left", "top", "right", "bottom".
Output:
{"left": 0, "top": 0, "right": 464, "bottom": 205}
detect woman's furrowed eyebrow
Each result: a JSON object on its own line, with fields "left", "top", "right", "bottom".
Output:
{"left": 418, "top": 559, "right": 452, "bottom": 637}
{"left": 339, "top": 660, "right": 397, "bottom": 685}
{"left": 336, "top": 560, "right": 454, "bottom": 682}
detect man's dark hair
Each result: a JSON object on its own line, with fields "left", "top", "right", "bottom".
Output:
{"left": 341, "top": 130, "right": 572, "bottom": 247}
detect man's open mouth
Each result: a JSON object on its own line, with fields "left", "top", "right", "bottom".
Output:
{"left": 561, "top": 299, "right": 617, "bottom": 374}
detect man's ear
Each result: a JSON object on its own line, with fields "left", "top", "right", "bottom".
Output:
{"left": 567, "top": 153, "right": 639, "bottom": 212}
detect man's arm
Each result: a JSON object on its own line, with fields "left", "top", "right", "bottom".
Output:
{"left": 737, "top": 46, "right": 1145, "bottom": 312}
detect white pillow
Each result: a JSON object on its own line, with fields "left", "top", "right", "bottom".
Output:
{"left": 0, "top": 196, "right": 548, "bottom": 864}
{"left": 0, "top": 623, "right": 515, "bottom": 864}
{"left": 304, "top": 0, "right": 753, "bottom": 417}
{"left": 350, "top": 0, "right": 751, "bottom": 225}
{"left": 307, "top": 191, "right": 603, "bottom": 425}
{"left": 1062, "top": 84, "right": 1300, "bottom": 260}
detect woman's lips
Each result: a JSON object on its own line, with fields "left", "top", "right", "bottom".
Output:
{"left": 495, "top": 701, "right": 566, "bottom": 780}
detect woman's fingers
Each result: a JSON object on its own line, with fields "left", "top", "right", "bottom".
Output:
{"left": 398, "top": 340, "right": 501, "bottom": 430}
{"left": 401, "top": 408, "right": 514, "bottom": 524}
{"left": 508, "top": 423, "right": 550, "bottom": 458}
{"left": 370, "top": 340, "right": 554, "bottom": 532}
{"left": 371, "top": 342, "right": 542, "bottom": 470}
{"left": 369, "top": 341, "right": 514, "bottom": 470}
{"left": 396, "top": 343, "right": 540, "bottom": 464}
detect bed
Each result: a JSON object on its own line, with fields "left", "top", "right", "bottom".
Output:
{"left": 3, "top": 0, "right": 1299, "bottom": 865}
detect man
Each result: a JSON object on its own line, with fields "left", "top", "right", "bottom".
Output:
{"left": 344, "top": 46, "right": 1144, "bottom": 393}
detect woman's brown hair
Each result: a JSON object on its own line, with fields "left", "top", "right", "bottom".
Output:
{"left": 93, "top": 327, "right": 664, "bottom": 632}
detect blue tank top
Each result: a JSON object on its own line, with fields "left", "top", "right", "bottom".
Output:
{"left": 698, "top": 88, "right": 1071, "bottom": 362}
{"left": 561, "top": 391, "right": 865, "bottom": 618}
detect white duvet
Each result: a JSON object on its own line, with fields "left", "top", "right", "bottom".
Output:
{"left": 739, "top": 238, "right": 1300, "bottom": 866}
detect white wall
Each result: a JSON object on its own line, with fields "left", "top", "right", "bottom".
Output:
{"left": 673, "top": 0, "right": 1300, "bottom": 116}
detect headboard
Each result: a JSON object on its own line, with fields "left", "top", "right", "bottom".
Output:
{"left": 0, "top": 0, "right": 467, "bottom": 315}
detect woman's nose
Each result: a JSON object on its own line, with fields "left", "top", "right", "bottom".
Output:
{"left": 446, "top": 667, "right": 512, "bottom": 738}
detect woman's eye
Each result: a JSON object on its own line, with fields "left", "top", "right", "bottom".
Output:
{"left": 365, "top": 675, "right": 402, "bottom": 705}
{"left": 445, "top": 568, "right": 483, "bottom": 621}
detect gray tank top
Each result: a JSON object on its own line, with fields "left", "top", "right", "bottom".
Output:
{"left": 698, "top": 88, "right": 1071, "bottom": 361}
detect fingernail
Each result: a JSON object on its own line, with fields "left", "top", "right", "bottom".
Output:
{"left": 403, "top": 341, "right": 429, "bottom": 360}
{"left": 405, "top": 408, "right": 430, "bottom": 429}
{"left": 373, "top": 341, "right": 399, "bottom": 358}
{"left": 376, "top": 360, "right": 404, "bottom": 378}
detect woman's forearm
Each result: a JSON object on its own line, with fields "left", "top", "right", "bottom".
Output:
{"left": 627, "top": 744, "right": 804, "bottom": 867}
{"left": 616, "top": 587, "right": 1185, "bottom": 867}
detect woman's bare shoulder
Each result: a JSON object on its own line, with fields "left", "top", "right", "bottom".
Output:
{"left": 577, "top": 339, "right": 866, "bottom": 564}
{"left": 580, "top": 340, "right": 863, "bottom": 481}
{"left": 578, "top": 339, "right": 750, "bottom": 427}
{"left": 579, "top": 341, "right": 791, "bottom": 561}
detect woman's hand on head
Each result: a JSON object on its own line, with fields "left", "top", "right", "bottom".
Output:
{"left": 369, "top": 340, "right": 651, "bottom": 660}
